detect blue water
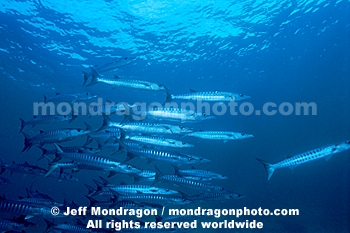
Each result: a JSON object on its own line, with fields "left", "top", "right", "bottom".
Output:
{"left": 1, "top": 0, "right": 350, "bottom": 232}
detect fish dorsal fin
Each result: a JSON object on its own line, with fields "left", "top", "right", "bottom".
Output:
{"left": 189, "top": 89, "right": 197, "bottom": 93}
{"left": 55, "top": 92, "right": 60, "bottom": 95}
{"left": 287, "top": 155, "right": 293, "bottom": 158}
{"left": 114, "top": 75, "right": 120, "bottom": 79}
{"left": 24, "top": 161, "right": 29, "bottom": 164}
{"left": 39, "top": 130, "right": 44, "bottom": 134}
{"left": 136, "top": 190, "right": 143, "bottom": 194}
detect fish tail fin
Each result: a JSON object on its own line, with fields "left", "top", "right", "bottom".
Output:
{"left": 19, "top": 118, "right": 26, "bottom": 133}
{"left": 36, "top": 146, "right": 49, "bottom": 161}
{"left": 121, "top": 114, "right": 135, "bottom": 124}
{"left": 44, "top": 165, "right": 58, "bottom": 177}
{"left": 21, "top": 132, "right": 32, "bottom": 152}
{"left": 43, "top": 219, "right": 54, "bottom": 233}
{"left": 43, "top": 95, "right": 47, "bottom": 103}
{"left": 85, "top": 184, "right": 96, "bottom": 196}
{"left": 97, "top": 113, "right": 113, "bottom": 131}
{"left": 85, "top": 195, "right": 98, "bottom": 207}
{"left": 164, "top": 86, "right": 173, "bottom": 105}
{"left": 86, "top": 67, "right": 99, "bottom": 87}
{"left": 84, "top": 122, "right": 93, "bottom": 132}
{"left": 256, "top": 158, "right": 275, "bottom": 181}
{"left": 151, "top": 165, "right": 163, "bottom": 186}
{"left": 68, "top": 114, "right": 78, "bottom": 124}
{"left": 82, "top": 71, "right": 89, "bottom": 86}
{"left": 52, "top": 143, "right": 63, "bottom": 163}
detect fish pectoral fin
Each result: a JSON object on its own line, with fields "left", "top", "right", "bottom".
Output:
{"left": 325, "top": 155, "right": 333, "bottom": 161}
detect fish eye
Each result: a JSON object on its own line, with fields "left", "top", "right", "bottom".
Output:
{"left": 182, "top": 199, "right": 186, "bottom": 202}
{"left": 188, "top": 158, "right": 193, "bottom": 161}
{"left": 332, "top": 148, "right": 337, "bottom": 151}
{"left": 239, "top": 94, "right": 243, "bottom": 97}
{"left": 166, "top": 189, "right": 169, "bottom": 192}
{"left": 347, "top": 140, "right": 350, "bottom": 144}
{"left": 199, "top": 158, "right": 203, "bottom": 160}
{"left": 241, "top": 133, "right": 245, "bottom": 136}
{"left": 77, "top": 129, "right": 81, "bottom": 132}
{"left": 203, "top": 113, "right": 206, "bottom": 116}
{"left": 127, "top": 165, "right": 132, "bottom": 169}
{"left": 220, "top": 187, "right": 225, "bottom": 191}
{"left": 86, "top": 93, "right": 89, "bottom": 95}
{"left": 182, "top": 142, "right": 186, "bottom": 145}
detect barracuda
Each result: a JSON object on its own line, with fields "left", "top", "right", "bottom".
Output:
{"left": 0, "top": 198, "right": 65, "bottom": 218}
{"left": 52, "top": 144, "right": 141, "bottom": 176}
{"left": 21, "top": 123, "right": 92, "bottom": 152}
{"left": 98, "top": 114, "right": 193, "bottom": 134}
{"left": 173, "top": 166, "right": 228, "bottom": 180}
{"left": 121, "top": 143, "right": 204, "bottom": 165}
{"left": 114, "top": 192, "right": 192, "bottom": 206}
{"left": 165, "top": 88, "right": 251, "bottom": 103}
{"left": 86, "top": 69, "right": 165, "bottom": 91}
{"left": 92, "top": 176, "right": 179, "bottom": 195}
{"left": 82, "top": 56, "right": 136, "bottom": 86}
{"left": 183, "top": 131, "right": 254, "bottom": 142}
{"left": 154, "top": 166, "right": 226, "bottom": 192}
{"left": 43, "top": 92, "right": 97, "bottom": 103}
{"left": 184, "top": 191, "right": 243, "bottom": 201}
{"left": 256, "top": 140, "right": 350, "bottom": 180}
{"left": 19, "top": 114, "right": 77, "bottom": 133}
{"left": 146, "top": 107, "right": 215, "bottom": 123}
{"left": 124, "top": 134, "right": 194, "bottom": 148}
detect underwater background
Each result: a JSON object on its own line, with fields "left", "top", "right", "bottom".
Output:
{"left": 0, "top": 0, "right": 350, "bottom": 232}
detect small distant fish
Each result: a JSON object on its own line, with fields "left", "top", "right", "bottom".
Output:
{"left": 86, "top": 71, "right": 166, "bottom": 92}
{"left": 165, "top": 88, "right": 251, "bottom": 104}
{"left": 19, "top": 114, "right": 77, "bottom": 133}
{"left": 43, "top": 92, "right": 97, "bottom": 103}
{"left": 182, "top": 131, "right": 254, "bottom": 142}
{"left": 256, "top": 140, "right": 350, "bottom": 180}
{"left": 82, "top": 57, "right": 137, "bottom": 86}
{"left": 0, "top": 176, "right": 10, "bottom": 185}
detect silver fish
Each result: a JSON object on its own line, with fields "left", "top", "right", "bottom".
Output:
{"left": 165, "top": 88, "right": 251, "bottom": 103}
{"left": 256, "top": 140, "right": 350, "bottom": 180}
{"left": 82, "top": 57, "right": 136, "bottom": 86}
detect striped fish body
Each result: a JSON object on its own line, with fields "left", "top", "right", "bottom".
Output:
{"left": 126, "top": 135, "right": 194, "bottom": 148}
{"left": 105, "top": 185, "right": 178, "bottom": 195}
{"left": 257, "top": 140, "right": 350, "bottom": 180}
{"left": 116, "top": 193, "right": 192, "bottom": 206}
{"left": 187, "top": 192, "right": 243, "bottom": 201}
{"left": 160, "top": 175, "right": 225, "bottom": 192}
{"left": 53, "top": 144, "right": 141, "bottom": 175}
{"left": 0, "top": 199, "right": 63, "bottom": 218}
{"left": 185, "top": 131, "right": 253, "bottom": 140}
{"left": 98, "top": 77, "right": 165, "bottom": 91}
{"left": 120, "top": 122, "right": 190, "bottom": 135}
{"left": 19, "top": 115, "right": 76, "bottom": 133}
{"left": 124, "top": 147, "right": 199, "bottom": 164}
{"left": 172, "top": 91, "right": 250, "bottom": 101}
{"left": 146, "top": 108, "right": 215, "bottom": 122}
{"left": 176, "top": 168, "right": 228, "bottom": 180}
{"left": 44, "top": 92, "right": 96, "bottom": 103}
